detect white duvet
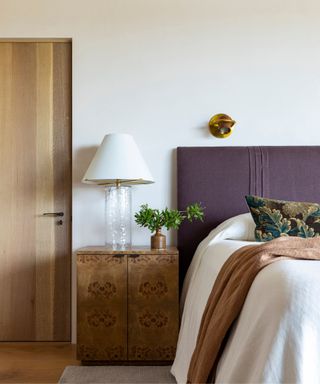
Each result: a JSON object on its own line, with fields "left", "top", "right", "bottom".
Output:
{"left": 171, "top": 213, "right": 320, "bottom": 384}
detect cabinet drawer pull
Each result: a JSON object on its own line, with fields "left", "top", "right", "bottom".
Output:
{"left": 113, "top": 254, "right": 125, "bottom": 258}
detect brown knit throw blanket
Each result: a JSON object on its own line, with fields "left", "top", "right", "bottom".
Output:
{"left": 187, "top": 236, "right": 320, "bottom": 384}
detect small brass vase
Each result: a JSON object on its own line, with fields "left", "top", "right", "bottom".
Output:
{"left": 151, "top": 229, "right": 166, "bottom": 250}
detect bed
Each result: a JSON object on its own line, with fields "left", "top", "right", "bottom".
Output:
{"left": 172, "top": 146, "right": 320, "bottom": 383}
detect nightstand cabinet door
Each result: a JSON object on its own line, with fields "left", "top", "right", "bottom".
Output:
{"left": 128, "top": 253, "right": 179, "bottom": 361}
{"left": 77, "top": 254, "right": 127, "bottom": 361}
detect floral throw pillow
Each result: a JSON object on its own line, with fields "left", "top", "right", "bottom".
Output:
{"left": 245, "top": 195, "right": 320, "bottom": 242}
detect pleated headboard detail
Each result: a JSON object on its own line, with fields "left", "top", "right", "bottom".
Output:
{"left": 177, "top": 146, "right": 320, "bottom": 286}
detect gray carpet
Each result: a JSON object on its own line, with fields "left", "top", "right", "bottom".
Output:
{"left": 59, "top": 366, "right": 176, "bottom": 384}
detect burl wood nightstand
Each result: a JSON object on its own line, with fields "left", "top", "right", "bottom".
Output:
{"left": 77, "top": 247, "right": 179, "bottom": 363}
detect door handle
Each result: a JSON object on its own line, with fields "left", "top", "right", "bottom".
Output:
{"left": 43, "top": 212, "right": 64, "bottom": 217}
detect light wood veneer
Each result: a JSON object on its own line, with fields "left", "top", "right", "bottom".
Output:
{"left": 0, "top": 342, "right": 78, "bottom": 383}
{"left": 0, "top": 42, "right": 72, "bottom": 341}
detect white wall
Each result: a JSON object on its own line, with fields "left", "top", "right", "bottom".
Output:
{"left": 2, "top": 0, "right": 320, "bottom": 341}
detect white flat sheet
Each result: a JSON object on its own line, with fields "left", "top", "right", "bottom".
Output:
{"left": 171, "top": 213, "right": 320, "bottom": 383}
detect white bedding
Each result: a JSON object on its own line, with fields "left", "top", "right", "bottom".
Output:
{"left": 171, "top": 213, "right": 320, "bottom": 383}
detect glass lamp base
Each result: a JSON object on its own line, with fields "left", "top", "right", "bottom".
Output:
{"left": 105, "top": 186, "right": 132, "bottom": 250}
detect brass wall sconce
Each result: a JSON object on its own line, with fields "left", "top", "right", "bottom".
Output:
{"left": 208, "top": 113, "right": 236, "bottom": 138}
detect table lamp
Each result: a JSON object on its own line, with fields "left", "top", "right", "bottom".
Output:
{"left": 82, "top": 133, "right": 154, "bottom": 250}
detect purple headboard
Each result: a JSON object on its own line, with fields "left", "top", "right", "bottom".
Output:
{"left": 177, "top": 146, "right": 320, "bottom": 286}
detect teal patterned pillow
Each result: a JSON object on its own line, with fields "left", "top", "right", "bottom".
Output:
{"left": 245, "top": 195, "right": 320, "bottom": 242}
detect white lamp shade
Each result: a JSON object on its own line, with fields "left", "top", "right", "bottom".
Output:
{"left": 82, "top": 133, "right": 154, "bottom": 185}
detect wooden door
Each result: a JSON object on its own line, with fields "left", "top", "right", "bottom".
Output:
{"left": 0, "top": 41, "right": 71, "bottom": 341}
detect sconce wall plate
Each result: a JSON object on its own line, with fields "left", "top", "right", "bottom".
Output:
{"left": 209, "top": 113, "right": 236, "bottom": 138}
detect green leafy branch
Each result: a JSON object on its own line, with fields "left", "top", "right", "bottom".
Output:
{"left": 134, "top": 203, "right": 204, "bottom": 233}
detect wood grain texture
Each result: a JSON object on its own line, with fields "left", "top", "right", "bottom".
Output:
{"left": 52, "top": 42, "right": 72, "bottom": 341}
{"left": 77, "top": 248, "right": 179, "bottom": 363}
{"left": 77, "top": 254, "right": 128, "bottom": 361}
{"left": 0, "top": 342, "right": 78, "bottom": 383}
{"left": 77, "top": 247, "right": 178, "bottom": 255}
{"left": 128, "top": 253, "right": 179, "bottom": 361}
{"left": 0, "top": 42, "right": 71, "bottom": 341}
{"left": 35, "top": 42, "right": 55, "bottom": 340}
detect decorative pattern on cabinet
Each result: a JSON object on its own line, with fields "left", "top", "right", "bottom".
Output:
{"left": 77, "top": 247, "right": 179, "bottom": 363}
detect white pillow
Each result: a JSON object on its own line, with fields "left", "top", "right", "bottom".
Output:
{"left": 204, "top": 212, "right": 256, "bottom": 244}
{"left": 223, "top": 212, "right": 256, "bottom": 241}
